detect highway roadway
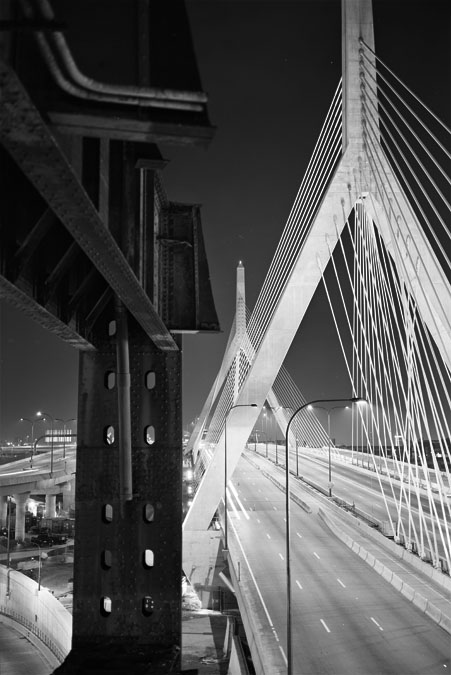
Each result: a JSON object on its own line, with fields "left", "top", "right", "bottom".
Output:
{"left": 0, "top": 620, "right": 54, "bottom": 674}
{"left": 259, "top": 444, "right": 451, "bottom": 564}
{"left": 229, "top": 453, "right": 451, "bottom": 674}
{"left": 0, "top": 446, "right": 76, "bottom": 495}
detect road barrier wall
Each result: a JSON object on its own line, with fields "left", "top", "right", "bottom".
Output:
{"left": 0, "top": 565, "right": 71, "bottom": 662}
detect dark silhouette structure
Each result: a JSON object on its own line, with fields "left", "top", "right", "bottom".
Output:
{"left": 0, "top": 1, "right": 218, "bottom": 671}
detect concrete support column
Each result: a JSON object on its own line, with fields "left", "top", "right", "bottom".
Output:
{"left": 0, "top": 496, "right": 8, "bottom": 528}
{"left": 62, "top": 480, "right": 76, "bottom": 515}
{"left": 13, "top": 493, "right": 29, "bottom": 541}
{"left": 45, "top": 494, "right": 56, "bottom": 518}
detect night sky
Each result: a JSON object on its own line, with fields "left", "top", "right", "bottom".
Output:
{"left": 0, "top": 0, "right": 449, "bottom": 443}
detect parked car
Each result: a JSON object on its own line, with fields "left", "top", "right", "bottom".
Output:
{"left": 31, "top": 533, "right": 56, "bottom": 547}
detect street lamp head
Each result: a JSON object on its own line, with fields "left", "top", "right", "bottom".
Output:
{"left": 352, "top": 397, "right": 368, "bottom": 405}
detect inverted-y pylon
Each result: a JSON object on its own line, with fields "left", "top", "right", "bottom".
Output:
{"left": 186, "top": 262, "right": 247, "bottom": 462}
{"left": 183, "top": 0, "right": 450, "bottom": 539}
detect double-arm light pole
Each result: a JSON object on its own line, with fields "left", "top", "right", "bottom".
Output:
{"left": 284, "top": 397, "right": 366, "bottom": 675}
{"left": 224, "top": 403, "right": 257, "bottom": 554}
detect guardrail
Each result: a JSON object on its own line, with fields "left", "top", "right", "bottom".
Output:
{"left": 0, "top": 565, "right": 71, "bottom": 663}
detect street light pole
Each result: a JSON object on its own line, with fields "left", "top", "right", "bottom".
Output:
{"left": 19, "top": 417, "right": 34, "bottom": 450}
{"left": 224, "top": 403, "right": 257, "bottom": 554}
{"left": 55, "top": 418, "right": 76, "bottom": 459}
{"left": 309, "top": 404, "right": 356, "bottom": 498}
{"left": 284, "top": 397, "right": 365, "bottom": 675}
{"left": 26, "top": 541, "right": 42, "bottom": 591}
{"left": 37, "top": 412, "right": 54, "bottom": 475}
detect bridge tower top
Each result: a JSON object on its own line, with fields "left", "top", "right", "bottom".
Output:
{"left": 342, "top": 0, "right": 377, "bottom": 152}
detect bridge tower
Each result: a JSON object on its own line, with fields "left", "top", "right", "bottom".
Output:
{"left": 183, "top": 0, "right": 451, "bottom": 551}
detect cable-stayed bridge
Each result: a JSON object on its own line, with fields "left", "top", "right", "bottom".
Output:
{"left": 183, "top": 0, "right": 451, "bottom": 632}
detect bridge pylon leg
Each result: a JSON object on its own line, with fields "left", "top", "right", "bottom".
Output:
{"left": 54, "top": 322, "right": 182, "bottom": 674}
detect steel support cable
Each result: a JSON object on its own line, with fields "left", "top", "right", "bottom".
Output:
{"left": 367, "top": 223, "right": 401, "bottom": 484}
{"left": 407, "top": 356, "right": 451, "bottom": 563}
{"left": 362, "top": 79, "right": 451, "bottom": 238}
{"left": 408, "top": 325, "right": 451, "bottom": 496}
{"left": 246, "top": 133, "right": 343, "bottom": 352}
{"left": 364, "top": 166, "right": 451, "bottom": 460}
{"left": 362, "top": 117, "right": 451, "bottom": 348}
{"left": 335, "top": 211, "right": 411, "bottom": 458}
{"left": 360, "top": 39, "right": 451, "bottom": 137}
{"left": 246, "top": 121, "right": 342, "bottom": 349}
{"left": 367, "top": 216, "right": 387, "bottom": 474}
{"left": 352, "top": 210, "right": 407, "bottom": 491}
{"left": 273, "top": 368, "right": 330, "bottom": 446}
{"left": 22, "top": 0, "right": 207, "bottom": 110}
{"left": 362, "top": 99, "right": 451, "bottom": 280}
{"left": 245, "top": 88, "right": 342, "bottom": 347}
{"left": 362, "top": 180, "right": 450, "bottom": 548}
{"left": 273, "top": 377, "right": 322, "bottom": 446}
{"left": 244, "top": 106, "right": 341, "bottom": 343}
{"left": 370, "top": 224, "right": 412, "bottom": 486}
{"left": 360, "top": 52, "right": 451, "bottom": 164}
{"left": 362, "top": 63, "right": 451, "bottom": 188}
{"left": 316, "top": 241, "right": 400, "bottom": 528}
{"left": 407, "top": 301, "right": 451, "bottom": 444}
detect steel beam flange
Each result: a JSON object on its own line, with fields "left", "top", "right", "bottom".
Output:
{"left": 0, "top": 60, "right": 177, "bottom": 352}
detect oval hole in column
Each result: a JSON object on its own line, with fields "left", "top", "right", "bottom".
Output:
{"left": 145, "top": 426, "right": 155, "bottom": 446}
{"left": 143, "top": 504, "right": 154, "bottom": 522}
{"left": 104, "top": 372, "right": 116, "bottom": 390}
{"left": 101, "top": 550, "right": 112, "bottom": 569}
{"left": 108, "top": 320, "right": 116, "bottom": 337}
{"left": 143, "top": 550, "right": 154, "bottom": 568}
{"left": 104, "top": 426, "right": 115, "bottom": 445}
{"left": 100, "top": 596, "right": 112, "bottom": 616}
{"left": 145, "top": 372, "right": 156, "bottom": 390}
{"left": 102, "top": 504, "right": 113, "bottom": 523}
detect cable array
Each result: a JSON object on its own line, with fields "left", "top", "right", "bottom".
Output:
{"left": 190, "top": 43, "right": 450, "bottom": 574}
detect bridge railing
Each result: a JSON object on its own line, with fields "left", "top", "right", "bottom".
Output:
{"left": 0, "top": 565, "right": 71, "bottom": 663}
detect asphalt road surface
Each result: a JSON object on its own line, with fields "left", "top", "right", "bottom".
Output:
{"left": 229, "top": 455, "right": 451, "bottom": 674}
{"left": 0, "top": 620, "right": 54, "bottom": 675}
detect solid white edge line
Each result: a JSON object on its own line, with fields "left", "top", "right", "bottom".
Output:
{"left": 226, "top": 488, "right": 241, "bottom": 520}
{"left": 230, "top": 517, "right": 282, "bottom": 650}
{"left": 229, "top": 481, "right": 250, "bottom": 520}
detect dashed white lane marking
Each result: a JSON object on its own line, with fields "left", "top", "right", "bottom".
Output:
{"left": 370, "top": 617, "right": 384, "bottom": 631}
{"left": 279, "top": 553, "right": 284, "bottom": 561}
{"left": 273, "top": 506, "right": 277, "bottom": 510}
{"left": 296, "top": 580, "right": 302, "bottom": 590}
{"left": 313, "top": 552, "right": 320, "bottom": 560}
{"left": 337, "top": 578, "right": 346, "bottom": 588}
{"left": 320, "top": 619, "right": 331, "bottom": 633}
{"left": 283, "top": 517, "right": 286, "bottom": 522}
{"left": 230, "top": 518, "right": 282, "bottom": 649}
{"left": 265, "top": 497, "right": 269, "bottom": 501}
{"left": 296, "top": 532, "right": 302, "bottom": 539}
{"left": 266, "top": 533, "right": 271, "bottom": 540}
{"left": 257, "top": 518, "right": 261, "bottom": 524}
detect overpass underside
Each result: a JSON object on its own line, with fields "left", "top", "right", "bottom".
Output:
{"left": 0, "top": 1, "right": 219, "bottom": 671}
